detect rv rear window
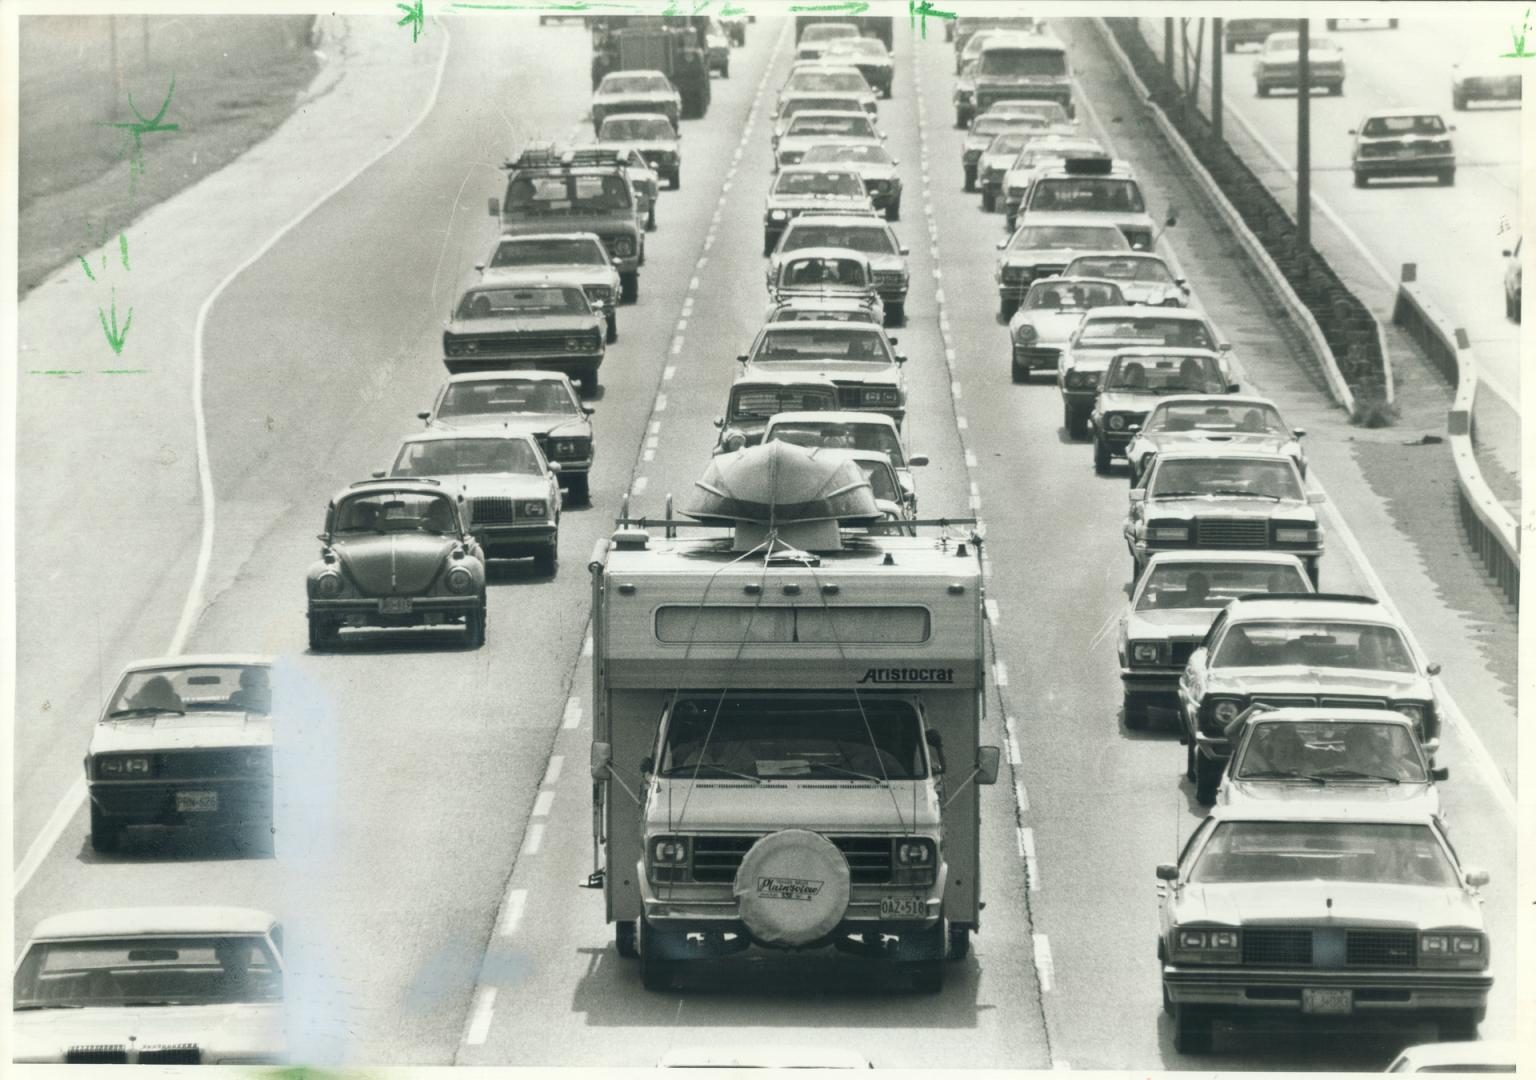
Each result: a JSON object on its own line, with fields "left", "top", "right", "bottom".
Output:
{"left": 655, "top": 605, "right": 931, "bottom": 644}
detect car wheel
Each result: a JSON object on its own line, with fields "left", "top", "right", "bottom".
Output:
{"left": 963, "top": 166, "right": 977, "bottom": 192}
{"left": 947, "top": 926, "right": 970, "bottom": 961}
{"left": 1329, "top": 82, "right": 1343, "bottom": 96}
{"left": 1124, "top": 693, "right": 1151, "bottom": 731}
{"left": 464, "top": 606, "right": 486, "bottom": 648}
{"left": 981, "top": 189, "right": 995, "bottom": 212}
{"left": 1162, "top": 982, "right": 1174, "bottom": 1017}
{"left": 1011, "top": 357, "right": 1027, "bottom": 384}
{"left": 89, "top": 802, "right": 123, "bottom": 853}
{"left": 307, "top": 614, "right": 337, "bottom": 652}
{"left": 639, "top": 918, "right": 675, "bottom": 991}
{"left": 1306, "top": 558, "right": 1321, "bottom": 589}
{"left": 1068, "top": 408, "right": 1089, "bottom": 440}
{"left": 1195, "top": 752, "right": 1222, "bottom": 806}
{"left": 1173, "top": 1003, "right": 1214, "bottom": 1055}
{"left": 1093, "top": 438, "right": 1111, "bottom": 475}
{"left": 616, "top": 920, "right": 639, "bottom": 958}
{"left": 886, "top": 199, "right": 901, "bottom": 222}
{"left": 722, "top": 60, "right": 730, "bottom": 78}
{"left": 670, "top": 168, "right": 681, "bottom": 191}
{"left": 1353, "top": 169, "right": 1367, "bottom": 188}
{"left": 566, "top": 473, "right": 591, "bottom": 504}
{"left": 1439, "top": 168, "right": 1456, "bottom": 186}
{"left": 605, "top": 312, "right": 617, "bottom": 344}
{"left": 1437, "top": 1009, "right": 1480, "bottom": 1043}
{"left": 620, "top": 272, "right": 638, "bottom": 303}
{"left": 885, "top": 301, "right": 905, "bottom": 325}
{"left": 534, "top": 545, "right": 558, "bottom": 577}
{"left": 646, "top": 205, "right": 657, "bottom": 231}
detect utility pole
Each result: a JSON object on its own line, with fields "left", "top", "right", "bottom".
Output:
{"left": 108, "top": 15, "right": 120, "bottom": 112}
{"left": 1297, "top": 18, "right": 1312, "bottom": 265}
{"left": 1164, "top": 18, "right": 1174, "bottom": 87}
{"left": 1212, "top": 17, "right": 1224, "bottom": 142}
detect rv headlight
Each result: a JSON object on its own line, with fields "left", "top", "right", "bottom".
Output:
{"left": 650, "top": 835, "right": 689, "bottom": 866}
{"left": 892, "top": 837, "right": 937, "bottom": 885}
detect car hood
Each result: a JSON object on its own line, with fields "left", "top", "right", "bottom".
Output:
{"left": 647, "top": 779, "right": 940, "bottom": 834}
{"left": 1222, "top": 777, "right": 1442, "bottom": 816}
{"left": 1206, "top": 666, "right": 1428, "bottom": 700}
{"left": 1125, "top": 607, "right": 1221, "bottom": 638}
{"left": 444, "top": 314, "right": 598, "bottom": 336}
{"left": 1000, "top": 249, "right": 1084, "bottom": 268}
{"left": 1011, "top": 310, "right": 1087, "bottom": 343}
{"left": 1170, "top": 879, "right": 1481, "bottom": 931}
{"left": 596, "top": 90, "right": 678, "bottom": 106}
{"left": 481, "top": 265, "right": 614, "bottom": 289}
{"left": 333, "top": 533, "right": 456, "bottom": 595}
{"left": 428, "top": 474, "right": 552, "bottom": 501}
{"left": 432, "top": 412, "right": 590, "bottom": 438}
{"left": 13, "top": 1002, "right": 285, "bottom": 1064}
{"left": 1114, "top": 281, "right": 1181, "bottom": 303}
{"left": 91, "top": 711, "right": 273, "bottom": 754}
{"left": 1096, "top": 388, "right": 1167, "bottom": 413}
{"left": 1142, "top": 496, "right": 1314, "bottom": 521}
{"left": 1062, "top": 346, "right": 1124, "bottom": 372}
{"left": 744, "top": 360, "right": 899, "bottom": 383}
{"left": 835, "top": 161, "right": 900, "bottom": 182}
{"left": 498, "top": 215, "right": 636, "bottom": 238}
{"left": 1141, "top": 431, "right": 1296, "bottom": 457}
{"left": 980, "top": 151, "right": 1022, "bottom": 172}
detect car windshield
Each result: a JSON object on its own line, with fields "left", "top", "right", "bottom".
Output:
{"left": 1079, "top": 316, "right": 1214, "bottom": 347}
{"left": 774, "top": 170, "right": 866, "bottom": 197}
{"left": 1188, "top": 822, "right": 1456, "bottom": 887}
{"left": 455, "top": 286, "right": 589, "bottom": 319}
{"left": 1213, "top": 619, "right": 1416, "bottom": 672}
{"left": 783, "top": 96, "right": 865, "bottom": 117}
{"left": 1362, "top": 114, "right": 1447, "bottom": 137}
{"left": 437, "top": 378, "right": 577, "bottom": 418}
{"left": 771, "top": 304, "right": 876, "bottom": 323}
{"left": 985, "top": 131, "right": 1037, "bottom": 157}
{"left": 660, "top": 695, "right": 925, "bottom": 781}
{"left": 825, "top": 38, "right": 887, "bottom": 58}
{"left": 1068, "top": 255, "right": 1175, "bottom": 283}
{"left": 1234, "top": 720, "right": 1428, "bottom": 783}
{"left": 601, "top": 74, "right": 669, "bottom": 94}
{"left": 504, "top": 172, "right": 632, "bottom": 214}
{"left": 781, "top": 256, "right": 870, "bottom": 287}
{"left": 490, "top": 239, "right": 604, "bottom": 267}
{"left": 767, "top": 421, "right": 903, "bottom": 460}
{"left": 106, "top": 665, "right": 271, "bottom": 718}
{"left": 978, "top": 47, "right": 1068, "bottom": 76}
{"left": 14, "top": 935, "right": 282, "bottom": 1009}
{"left": 1023, "top": 280, "right": 1123, "bottom": 310}
{"left": 998, "top": 101, "right": 1071, "bottom": 123}
{"left": 785, "top": 224, "right": 895, "bottom": 255}
{"left": 598, "top": 115, "right": 675, "bottom": 140}
{"left": 1105, "top": 354, "right": 1225, "bottom": 393}
{"left": 802, "top": 143, "right": 893, "bottom": 166}
{"left": 787, "top": 115, "right": 876, "bottom": 139}
{"left": 731, "top": 386, "right": 838, "bottom": 419}
{"left": 1013, "top": 225, "right": 1129, "bottom": 252}
{"left": 754, "top": 328, "right": 890, "bottom": 362}
{"left": 784, "top": 71, "right": 870, "bottom": 94}
{"left": 333, "top": 491, "right": 461, "bottom": 535}
{"left": 801, "top": 23, "right": 859, "bottom": 43}
{"left": 392, "top": 437, "right": 542, "bottom": 478}
{"left": 1146, "top": 401, "right": 1288, "bottom": 435}
{"left": 1030, "top": 176, "right": 1146, "bottom": 213}
{"left": 1149, "top": 457, "right": 1302, "bottom": 500}
{"left": 1136, "top": 561, "right": 1307, "bottom": 611}
{"left": 971, "top": 115, "right": 1032, "bottom": 137}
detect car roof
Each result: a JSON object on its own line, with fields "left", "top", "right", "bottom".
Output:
{"left": 398, "top": 429, "right": 538, "bottom": 446}
{"left": 1085, "top": 305, "right": 1207, "bottom": 320}
{"left": 759, "top": 319, "right": 885, "bottom": 335}
{"left": 1225, "top": 594, "right": 1401, "bottom": 626}
{"left": 1151, "top": 445, "right": 1298, "bottom": 463}
{"left": 1067, "top": 249, "right": 1169, "bottom": 263}
{"left": 766, "top": 410, "right": 898, "bottom": 428}
{"left": 1149, "top": 393, "right": 1281, "bottom": 411}
{"left": 495, "top": 231, "right": 602, "bottom": 244}
{"left": 597, "top": 111, "right": 674, "bottom": 123}
{"left": 1143, "top": 550, "right": 1308, "bottom": 569}
{"left": 29, "top": 907, "right": 278, "bottom": 942}
{"left": 1036, "top": 161, "right": 1137, "bottom": 179}
{"left": 600, "top": 69, "right": 668, "bottom": 82}
{"left": 1110, "top": 346, "right": 1223, "bottom": 360}
{"left": 1243, "top": 706, "right": 1418, "bottom": 728}
{"left": 780, "top": 245, "right": 874, "bottom": 263}
{"left": 443, "top": 369, "right": 573, "bottom": 385}
{"left": 1387, "top": 1041, "right": 1520, "bottom": 1070}
{"left": 1362, "top": 108, "right": 1447, "bottom": 120}
{"left": 1206, "top": 799, "right": 1439, "bottom": 826}
{"left": 785, "top": 214, "right": 889, "bottom": 229}
{"left": 118, "top": 655, "right": 274, "bottom": 675}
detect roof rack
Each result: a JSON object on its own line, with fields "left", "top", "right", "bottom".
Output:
{"left": 505, "top": 145, "right": 627, "bottom": 171}
{"left": 1240, "top": 592, "right": 1378, "bottom": 605}
{"left": 348, "top": 476, "right": 442, "bottom": 488}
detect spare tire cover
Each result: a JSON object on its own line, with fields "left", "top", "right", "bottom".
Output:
{"left": 734, "top": 829, "right": 852, "bottom": 947}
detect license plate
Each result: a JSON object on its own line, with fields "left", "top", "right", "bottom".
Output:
{"left": 1396, "top": 148, "right": 1420, "bottom": 159}
{"left": 380, "top": 597, "right": 412, "bottom": 614}
{"left": 1301, "top": 988, "right": 1353, "bottom": 1015}
{"left": 176, "top": 791, "right": 218, "bottom": 813}
{"left": 879, "top": 896, "right": 925, "bottom": 919}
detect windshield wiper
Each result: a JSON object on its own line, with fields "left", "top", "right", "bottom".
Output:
{"left": 1306, "top": 768, "right": 1401, "bottom": 783}
{"left": 803, "top": 762, "right": 888, "bottom": 783}
{"left": 1236, "top": 769, "right": 1322, "bottom": 782}
{"left": 106, "top": 706, "right": 185, "bottom": 719}
{"left": 1202, "top": 489, "right": 1281, "bottom": 501}
{"left": 1150, "top": 490, "right": 1202, "bottom": 499}
{"left": 664, "top": 765, "right": 763, "bottom": 784}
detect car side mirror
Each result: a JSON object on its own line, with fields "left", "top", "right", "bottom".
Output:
{"left": 1129, "top": 489, "right": 1146, "bottom": 503}
{"left": 487, "top": 197, "right": 500, "bottom": 217}
{"left": 1307, "top": 492, "right": 1326, "bottom": 505}
{"left": 316, "top": 533, "right": 330, "bottom": 544}
{"left": 1430, "top": 765, "right": 1450, "bottom": 781}
{"left": 1502, "top": 249, "right": 1513, "bottom": 257}
{"left": 909, "top": 454, "right": 929, "bottom": 466}
{"left": 996, "top": 239, "right": 1008, "bottom": 250}
{"left": 975, "top": 745, "right": 1001, "bottom": 785}
{"left": 590, "top": 742, "right": 613, "bottom": 780}
{"left": 1448, "top": 124, "right": 1457, "bottom": 132}
{"left": 892, "top": 159, "right": 901, "bottom": 166}
{"left": 895, "top": 353, "right": 907, "bottom": 364}
{"left": 1165, "top": 209, "right": 1179, "bottom": 228}
{"left": 1227, "top": 382, "right": 1241, "bottom": 393}
{"left": 1175, "top": 277, "right": 1188, "bottom": 287}
{"left": 1464, "top": 868, "right": 1489, "bottom": 887}
{"left": 1218, "top": 342, "right": 1232, "bottom": 352}
{"left": 879, "top": 131, "right": 888, "bottom": 139}
{"left": 640, "top": 755, "right": 655, "bottom": 777}
{"left": 583, "top": 406, "right": 595, "bottom": 415}
{"left": 371, "top": 468, "right": 386, "bottom": 479}
{"left": 417, "top": 411, "right": 430, "bottom": 421}
{"left": 612, "top": 257, "right": 624, "bottom": 267}
{"left": 548, "top": 461, "right": 562, "bottom": 473}
{"left": 1426, "top": 661, "right": 1442, "bottom": 676}
{"left": 1347, "top": 128, "right": 1357, "bottom": 135}
{"left": 713, "top": 416, "right": 724, "bottom": 428}
{"left": 1293, "top": 427, "right": 1306, "bottom": 438}
{"left": 899, "top": 245, "right": 910, "bottom": 254}
{"left": 736, "top": 353, "right": 748, "bottom": 364}
{"left": 1156, "top": 863, "right": 1179, "bottom": 881}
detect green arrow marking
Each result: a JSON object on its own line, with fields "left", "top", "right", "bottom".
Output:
{"left": 397, "top": 0, "right": 425, "bottom": 42}
{"left": 98, "top": 288, "right": 133, "bottom": 356}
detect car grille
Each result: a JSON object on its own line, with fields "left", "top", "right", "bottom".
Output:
{"left": 778, "top": 150, "right": 804, "bottom": 166}
{"left": 140, "top": 1046, "right": 202, "bottom": 1064}
{"left": 1249, "top": 693, "right": 1391, "bottom": 710}
{"left": 472, "top": 497, "right": 517, "bottom": 525}
{"left": 864, "top": 179, "right": 891, "bottom": 193}
{"left": 690, "top": 834, "right": 893, "bottom": 884}
{"left": 1358, "top": 141, "right": 1401, "bottom": 158}
{"left": 453, "top": 333, "right": 576, "bottom": 355}
{"left": 1019, "top": 347, "right": 1060, "bottom": 367}
{"left": 1195, "top": 519, "right": 1268, "bottom": 547}
{"left": 1169, "top": 640, "right": 1200, "bottom": 668}
{"left": 156, "top": 747, "right": 270, "bottom": 780}
{"left": 67, "top": 1047, "right": 129, "bottom": 1064}
{"left": 1242, "top": 929, "right": 1417, "bottom": 969}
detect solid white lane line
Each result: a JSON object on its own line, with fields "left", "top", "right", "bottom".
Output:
{"left": 14, "top": 778, "right": 86, "bottom": 896}
{"left": 561, "top": 698, "right": 582, "bottom": 730}
{"left": 522, "top": 822, "right": 545, "bottom": 856}
{"left": 1021, "top": 827, "right": 1040, "bottom": 891}
{"left": 1033, "top": 934, "right": 1055, "bottom": 992}
{"left": 1014, "top": 777, "right": 1029, "bottom": 814}
{"left": 541, "top": 754, "right": 563, "bottom": 788}
{"left": 497, "top": 889, "right": 527, "bottom": 938}
{"left": 984, "top": 597, "right": 999, "bottom": 622}
{"left": 582, "top": 635, "right": 593, "bottom": 658}
{"left": 531, "top": 791, "right": 555, "bottom": 819}
{"left": 993, "top": 661, "right": 1009, "bottom": 687}
{"left": 464, "top": 987, "right": 496, "bottom": 1045}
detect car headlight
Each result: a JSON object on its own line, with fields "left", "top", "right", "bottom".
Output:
{"left": 768, "top": 209, "right": 788, "bottom": 220}
{"left": 1419, "top": 932, "right": 1486, "bottom": 969}
{"left": 1066, "top": 369, "right": 1098, "bottom": 389}
{"left": 608, "top": 237, "right": 634, "bottom": 257}
{"left": 1171, "top": 927, "right": 1241, "bottom": 964}
{"left": 316, "top": 571, "right": 343, "bottom": 597}
{"left": 1392, "top": 702, "right": 1426, "bottom": 725}
{"left": 519, "top": 500, "right": 549, "bottom": 518}
{"left": 1108, "top": 414, "right": 1126, "bottom": 431}
{"left": 446, "top": 566, "right": 475, "bottom": 594}
{"left": 1274, "top": 527, "right": 1321, "bottom": 543}
{"left": 1206, "top": 698, "right": 1242, "bottom": 732}
{"left": 956, "top": 89, "right": 973, "bottom": 101}
{"left": 1015, "top": 324, "right": 1038, "bottom": 344}
{"left": 722, "top": 430, "right": 748, "bottom": 452}
{"left": 552, "top": 439, "right": 581, "bottom": 457}
{"left": 97, "top": 755, "right": 152, "bottom": 778}
{"left": 445, "top": 340, "right": 464, "bottom": 356}
{"left": 1147, "top": 527, "right": 1189, "bottom": 541}
{"left": 1130, "top": 641, "right": 1163, "bottom": 666}
{"left": 650, "top": 835, "right": 689, "bottom": 866}
{"left": 565, "top": 336, "right": 584, "bottom": 351}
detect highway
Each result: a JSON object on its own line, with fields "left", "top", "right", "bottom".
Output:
{"left": 12, "top": 11, "right": 1519, "bottom": 1071}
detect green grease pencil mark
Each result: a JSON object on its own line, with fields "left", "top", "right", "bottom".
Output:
{"left": 397, "top": 0, "right": 425, "bottom": 41}
{"left": 909, "top": 0, "right": 955, "bottom": 39}
{"left": 28, "top": 370, "right": 84, "bottom": 377}
{"left": 1502, "top": 8, "right": 1533, "bottom": 56}
{"left": 98, "top": 288, "right": 133, "bottom": 355}
{"left": 103, "top": 75, "right": 179, "bottom": 191}
{"left": 790, "top": 1, "right": 869, "bottom": 12}
{"left": 120, "top": 232, "right": 131, "bottom": 270}
{"left": 100, "top": 368, "right": 150, "bottom": 374}
{"left": 78, "top": 255, "right": 96, "bottom": 282}
{"left": 721, "top": 1, "right": 747, "bottom": 14}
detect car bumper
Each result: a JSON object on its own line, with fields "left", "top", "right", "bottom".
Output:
{"left": 638, "top": 869, "right": 945, "bottom": 939}
{"left": 976, "top": 87, "right": 1073, "bottom": 113}
{"left": 1089, "top": 423, "right": 1137, "bottom": 451}
{"left": 1121, "top": 668, "right": 1182, "bottom": 695}
{"left": 443, "top": 352, "right": 603, "bottom": 376}
{"left": 1059, "top": 386, "right": 1099, "bottom": 409}
{"left": 1163, "top": 964, "right": 1492, "bottom": 1015}
{"left": 1130, "top": 539, "right": 1324, "bottom": 565}
{"left": 549, "top": 456, "right": 594, "bottom": 479}
{"left": 1354, "top": 154, "right": 1455, "bottom": 176}
{"left": 474, "top": 524, "right": 557, "bottom": 558}
{"left": 310, "top": 595, "right": 480, "bottom": 627}
{"left": 1012, "top": 344, "right": 1061, "bottom": 370}
{"left": 1257, "top": 67, "right": 1344, "bottom": 88}
{"left": 90, "top": 780, "right": 272, "bottom": 828}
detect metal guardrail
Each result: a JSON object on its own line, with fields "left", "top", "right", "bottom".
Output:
{"left": 1392, "top": 267, "right": 1520, "bottom": 608}
{"left": 1093, "top": 18, "right": 1360, "bottom": 415}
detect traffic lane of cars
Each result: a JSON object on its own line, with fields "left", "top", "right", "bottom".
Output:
{"left": 11, "top": 16, "right": 781, "bottom": 1064}
{"left": 915, "top": 26, "right": 1514, "bottom": 1070}
{"left": 456, "top": 29, "right": 1050, "bottom": 1065}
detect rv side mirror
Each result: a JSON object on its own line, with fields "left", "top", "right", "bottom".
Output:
{"left": 1426, "top": 661, "right": 1442, "bottom": 676}
{"left": 908, "top": 454, "right": 929, "bottom": 467}
{"left": 1156, "top": 863, "right": 1179, "bottom": 881}
{"left": 1464, "top": 868, "right": 1489, "bottom": 888}
{"left": 1307, "top": 492, "right": 1326, "bottom": 505}
{"left": 1430, "top": 765, "right": 1450, "bottom": 781}
{"left": 1228, "top": 382, "right": 1241, "bottom": 393}
{"left": 487, "top": 197, "right": 500, "bottom": 217}
{"left": 590, "top": 742, "right": 613, "bottom": 781}
{"left": 640, "top": 755, "right": 655, "bottom": 777}
{"left": 975, "top": 745, "right": 1001, "bottom": 786}
{"left": 1165, "top": 209, "right": 1179, "bottom": 228}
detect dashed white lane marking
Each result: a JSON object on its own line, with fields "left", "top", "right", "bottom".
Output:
{"left": 643, "top": 449, "right": 655, "bottom": 461}
{"left": 531, "top": 791, "right": 555, "bottom": 819}
{"left": 663, "top": 365, "right": 676, "bottom": 381}
{"left": 703, "top": 234, "right": 715, "bottom": 251}
{"left": 654, "top": 393, "right": 668, "bottom": 412}
{"left": 541, "top": 754, "right": 564, "bottom": 787}
{"left": 993, "top": 660, "right": 1009, "bottom": 687}
{"left": 646, "top": 435, "right": 660, "bottom": 450}
{"left": 1021, "top": 827, "right": 1041, "bottom": 891}
{"left": 1033, "top": 934, "right": 1055, "bottom": 992}
{"left": 1016, "top": 826, "right": 1028, "bottom": 858}
{"left": 969, "top": 493, "right": 982, "bottom": 511}
{"left": 650, "top": 419, "right": 662, "bottom": 435}
{"left": 631, "top": 476, "right": 649, "bottom": 495}
{"left": 676, "top": 318, "right": 688, "bottom": 331}
{"left": 670, "top": 337, "right": 684, "bottom": 355}
{"left": 969, "top": 481, "right": 980, "bottom": 498}
{"left": 1008, "top": 732, "right": 1023, "bottom": 768}
{"left": 522, "top": 822, "right": 545, "bottom": 856}
{"left": 688, "top": 275, "right": 700, "bottom": 291}
{"left": 695, "top": 256, "right": 708, "bottom": 270}
{"left": 464, "top": 987, "right": 496, "bottom": 1045}
{"left": 582, "top": 635, "right": 593, "bottom": 658}
{"left": 984, "top": 596, "right": 999, "bottom": 622}
{"left": 682, "top": 296, "right": 694, "bottom": 314}
{"left": 951, "top": 380, "right": 963, "bottom": 399}
{"left": 933, "top": 287, "right": 945, "bottom": 304}
{"left": 956, "top": 416, "right": 968, "bottom": 429}
{"left": 497, "top": 889, "right": 527, "bottom": 938}
{"left": 945, "top": 347, "right": 957, "bottom": 363}
{"left": 562, "top": 697, "right": 582, "bottom": 729}
{"left": 1014, "top": 777, "right": 1030, "bottom": 814}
